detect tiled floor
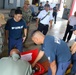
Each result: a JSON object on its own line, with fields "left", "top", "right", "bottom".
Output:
{"left": 47, "top": 18, "right": 75, "bottom": 46}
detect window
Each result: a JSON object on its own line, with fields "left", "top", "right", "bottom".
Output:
{"left": 8, "top": 0, "right": 14, "bottom": 4}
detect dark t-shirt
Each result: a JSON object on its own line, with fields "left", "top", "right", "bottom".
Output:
{"left": 53, "top": 7, "right": 57, "bottom": 13}
{"left": 38, "top": 6, "right": 44, "bottom": 12}
{"left": 5, "top": 18, "right": 27, "bottom": 39}
{"left": 41, "top": 35, "right": 71, "bottom": 63}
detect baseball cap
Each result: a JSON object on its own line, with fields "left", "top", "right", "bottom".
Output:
{"left": 44, "top": 4, "right": 50, "bottom": 7}
{"left": 24, "top": 0, "right": 29, "bottom": 5}
{"left": 71, "top": 25, "right": 76, "bottom": 31}
{"left": 0, "top": 13, "right": 6, "bottom": 25}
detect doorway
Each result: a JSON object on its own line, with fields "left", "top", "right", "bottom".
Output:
{"left": 32, "top": 0, "right": 39, "bottom": 5}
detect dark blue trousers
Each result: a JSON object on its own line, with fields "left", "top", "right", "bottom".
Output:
{"left": 53, "top": 12, "right": 57, "bottom": 24}
{"left": 63, "top": 25, "right": 73, "bottom": 42}
{"left": 8, "top": 38, "right": 23, "bottom": 55}
{"left": 47, "top": 61, "right": 70, "bottom": 75}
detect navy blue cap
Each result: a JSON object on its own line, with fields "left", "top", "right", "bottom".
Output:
{"left": 71, "top": 25, "right": 76, "bottom": 31}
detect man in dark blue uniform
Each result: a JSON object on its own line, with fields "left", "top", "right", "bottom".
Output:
{"left": 5, "top": 9, "right": 27, "bottom": 55}
{"left": 53, "top": 4, "right": 58, "bottom": 24}
{"left": 31, "top": 30, "right": 71, "bottom": 75}
{"left": 38, "top": 2, "right": 44, "bottom": 14}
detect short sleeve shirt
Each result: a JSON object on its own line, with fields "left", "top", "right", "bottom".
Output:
{"left": 53, "top": 7, "right": 57, "bottom": 12}
{"left": 38, "top": 6, "right": 44, "bottom": 11}
{"left": 69, "top": 15, "right": 76, "bottom": 26}
{"left": 37, "top": 10, "right": 53, "bottom": 25}
{"left": 5, "top": 18, "right": 27, "bottom": 39}
{"left": 41, "top": 35, "right": 71, "bottom": 63}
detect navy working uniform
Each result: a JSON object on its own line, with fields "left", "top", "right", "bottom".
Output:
{"left": 37, "top": 2, "right": 44, "bottom": 15}
{"left": 5, "top": 18, "right": 27, "bottom": 54}
{"left": 53, "top": 6, "right": 58, "bottom": 24}
{"left": 41, "top": 35, "right": 71, "bottom": 75}
{"left": 38, "top": 5, "right": 44, "bottom": 13}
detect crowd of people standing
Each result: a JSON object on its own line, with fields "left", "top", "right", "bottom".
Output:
{"left": 0, "top": 0, "right": 76, "bottom": 75}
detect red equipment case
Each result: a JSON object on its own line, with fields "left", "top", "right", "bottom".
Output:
{"left": 20, "top": 48, "right": 47, "bottom": 75}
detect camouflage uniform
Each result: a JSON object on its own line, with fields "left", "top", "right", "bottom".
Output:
{"left": 0, "top": 26, "right": 4, "bottom": 53}
{"left": 0, "top": 13, "right": 6, "bottom": 53}
{"left": 21, "top": 7, "right": 32, "bottom": 42}
{"left": 21, "top": 7, "right": 32, "bottom": 25}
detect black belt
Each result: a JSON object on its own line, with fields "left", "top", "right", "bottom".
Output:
{"left": 40, "top": 23, "right": 48, "bottom": 26}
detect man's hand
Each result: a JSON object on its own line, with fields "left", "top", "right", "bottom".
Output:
{"left": 22, "top": 37, "right": 26, "bottom": 42}
{"left": 73, "top": 30, "right": 76, "bottom": 35}
{"left": 32, "top": 51, "right": 44, "bottom": 68}
{"left": 36, "top": 23, "right": 38, "bottom": 28}
{"left": 27, "top": 23, "right": 30, "bottom": 26}
{"left": 36, "top": 18, "right": 39, "bottom": 28}
{"left": 50, "top": 25, "right": 52, "bottom": 29}
{"left": 50, "top": 60, "right": 56, "bottom": 75}
{"left": 71, "top": 42, "right": 76, "bottom": 54}
{"left": 49, "top": 20, "right": 53, "bottom": 29}
{"left": 32, "top": 63, "right": 35, "bottom": 68}
{"left": 24, "top": 29, "right": 27, "bottom": 42}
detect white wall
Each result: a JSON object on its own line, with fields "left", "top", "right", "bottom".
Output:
{"left": 65, "top": 0, "right": 73, "bottom": 9}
